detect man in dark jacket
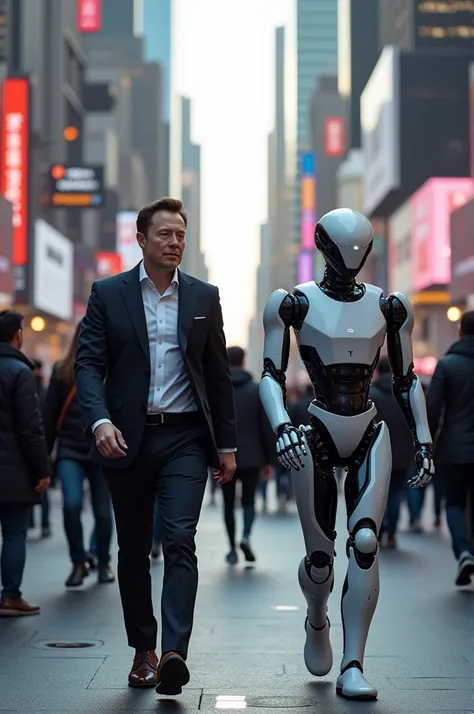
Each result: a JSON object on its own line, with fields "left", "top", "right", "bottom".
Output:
{"left": 426, "top": 310, "right": 474, "bottom": 586}
{"left": 369, "top": 355, "right": 414, "bottom": 548}
{"left": 0, "top": 310, "right": 50, "bottom": 616}
{"left": 222, "top": 346, "right": 274, "bottom": 564}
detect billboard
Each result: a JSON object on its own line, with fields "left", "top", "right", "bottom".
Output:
{"left": 77, "top": 0, "right": 102, "bottom": 33}
{"left": 300, "top": 153, "right": 316, "bottom": 250}
{"left": 0, "top": 196, "right": 13, "bottom": 302}
{"left": 297, "top": 251, "right": 313, "bottom": 285}
{"left": 411, "top": 177, "right": 474, "bottom": 293}
{"left": 415, "top": 1, "right": 474, "bottom": 50}
{"left": 324, "top": 117, "right": 345, "bottom": 157}
{"left": 33, "top": 219, "right": 73, "bottom": 321}
{"left": 0, "top": 77, "right": 30, "bottom": 272}
{"left": 450, "top": 198, "right": 474, "bottom": 303}
{"left": 49, "top": 164, "right": 104, "bottom": 207}
{"left": 96, "top": 251, "right": 122, "bottom": 278}
{"left": 470, "top": 63, "right": 474, "bottom": 177}
{"left": 388, "top": 198, "right": 412, "bottom": 295}
{"left": 116, "top": 211, "right": 141, "bottom": 271}
{"left": 361, "top": 46, "right": 401, "bottom": 216}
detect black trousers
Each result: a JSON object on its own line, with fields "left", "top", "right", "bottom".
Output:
{"left": 105, "top": 416, "right": 209, "bottom": 657}
{"left": 221, "top": 467, "right": 260, "bottom": 547}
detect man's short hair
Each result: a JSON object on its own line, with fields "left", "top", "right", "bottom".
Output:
{"left": 136, "top": 197, "right": 188, "bottom": 236}
{"left": 227, "top": 346, "right": 245, "bottom": 367}
{"left": 460, "top": 310, "right": 474, "bottom": 336}
{"left": 0, "top": 310, "right": 24, "bottom": 343}
{"left": 377, "top": 355, "right": 391, "bottom": 374}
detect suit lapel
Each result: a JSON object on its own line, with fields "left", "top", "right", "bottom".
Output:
{"left": 120, "top": 264, "right": 150, "bottom": 363}
{"left": 178, "top": 270, "right": 197, "bottom": 353}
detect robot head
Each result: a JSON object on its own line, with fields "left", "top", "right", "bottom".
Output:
{"left": 315, "top": 208, "right": 373, "bottom": 278}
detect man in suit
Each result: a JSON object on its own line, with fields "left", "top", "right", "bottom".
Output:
{"left": 75, "top": 197, "right": 237, "bottom": 696}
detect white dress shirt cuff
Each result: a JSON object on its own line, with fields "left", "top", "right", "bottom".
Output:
{"left": 91, "top": 418, "right": 112, "bottom": 433}
{"left": 218, "top": 448, "right": 237, "bottom": 453}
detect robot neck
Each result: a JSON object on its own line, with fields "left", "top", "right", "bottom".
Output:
{"left": 319, "top": 265, "right": 364, "bottom": 302}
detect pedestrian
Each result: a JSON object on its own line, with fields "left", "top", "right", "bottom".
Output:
{"left": 222, "top": 346, "right": 274, "bottom": 564}
{"left": 31, "top": 358, "right": 52, "bottom": 538}
{"left": 44, "top": 321, "right": 115, "bottom": 588}
{"left": 426, "top": 310, "right": 474, "bottom": 586}
{"left": 369, "top": 356, "right": 414, "bottom": 548}
{"left": 75, "top": 197, "right": 237, "bottom": 695}
{"left": 0, "top": 310, "right": 50, "bottom": 616}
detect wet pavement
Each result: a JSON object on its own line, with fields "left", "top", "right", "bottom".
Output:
{"left": 0, "top": 483, "right": 473, "bottom": 713}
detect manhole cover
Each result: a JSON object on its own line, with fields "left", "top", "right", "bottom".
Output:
{"left": 31, "top": 639, "right": 103, "bottom": 650}
{"left": 245, "top": 697, "right": 313, "bottom": 709}
{"left": 47, "top": 642, "right": 96, "bottom": 649}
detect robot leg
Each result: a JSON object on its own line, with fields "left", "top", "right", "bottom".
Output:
{"left": 292, "top": 434, "right": 338, "bottom": 676}
{"left": 337, "top": 422, "right": 391, "bottom": 701}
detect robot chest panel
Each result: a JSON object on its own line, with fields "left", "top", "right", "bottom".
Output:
{"left": 296, "top": 284, "right": 386, "bottom": 366}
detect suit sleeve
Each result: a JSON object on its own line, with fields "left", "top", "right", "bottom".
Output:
{"left": 425, "top": 361, "right": 445, "bottom": 440}
{"left": 74, "top": 280, "right": 110, "bottom": 430}
{"left": 202, "top": 287, "right": 237, "bottom": 450}
{"left": 13, "top": 368, "right": 51, "bottom": 482}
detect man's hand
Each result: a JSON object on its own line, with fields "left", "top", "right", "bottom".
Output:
{"left": 35, "top": 477, "right": 51, "bottom": 494}
{"left": 214, "top": 452, "right": 236, "bottom": 484}
{"left": 95, "top": 422, "right": 128, "bottom": 459}
{"left": 261, "top": 464, "right": 274, "bottom": 481}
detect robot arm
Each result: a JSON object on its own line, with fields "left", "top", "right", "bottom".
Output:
{"left": 259, "top": 290, "right": 307, "bottom": 471}
{"left": 385, "top": 292, "right": 434, "bottom": 488}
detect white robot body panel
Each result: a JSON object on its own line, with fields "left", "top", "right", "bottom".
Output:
{"left": 317, "top": 208, "right": 373, "bottom": 271}
{"left": 347, "top": 421, "right": 392, "bottom": 534}
{"left": 295, "top": 282, "right": 386, "bottom": 367}
{"left": 308, "top": 402, "right": 376, "bottom": 459}
{"left": 409, "top": 378, "right": 432, "bottom": 445}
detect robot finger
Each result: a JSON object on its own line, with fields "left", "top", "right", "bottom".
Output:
{"left": 282, "top": 432, "right": 293, "bottom": 450}
{"left": 287, "top": 448, "right": 301, "bottom": 471}
{"left": 293, "top": 444, "right": 306, "bottom": 466}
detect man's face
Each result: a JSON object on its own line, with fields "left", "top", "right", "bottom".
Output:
{"left": 13, "top": 328, "right": 23, "bottom": 350}
{"left": 137, "top": 210, "right": 186, "bottom": 271}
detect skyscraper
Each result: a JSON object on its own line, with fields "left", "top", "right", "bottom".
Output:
{"left": 177, "top": 97, "right": 208, "bottom": 282}
{"left": 143, "top": 0, "right": 171, "bottom": 194}
{"left": 143, "top": 0, "right": 171, "bottom": 121}
{"left": 286, "top": 0, "right": 338, "bottom": 284}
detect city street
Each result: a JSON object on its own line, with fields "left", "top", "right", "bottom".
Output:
{"left": 0, "top": 486, "right": 473, "bottom": 714}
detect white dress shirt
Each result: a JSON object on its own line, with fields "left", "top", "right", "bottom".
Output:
{"left": 92, "top": 262, "right": 235, "bottom": 453}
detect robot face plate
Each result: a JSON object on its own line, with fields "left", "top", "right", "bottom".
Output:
{"left": 315, "top": 208, "right": 374, "bottom": 276}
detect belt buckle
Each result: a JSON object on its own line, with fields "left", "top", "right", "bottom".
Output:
{"left": 159, "top": 413, "right": 165, "bottom": 425}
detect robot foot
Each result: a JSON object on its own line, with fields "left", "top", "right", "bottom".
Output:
{"left": 336, "top": 666, "right": 377, "bottom": 701}
{"left": 303, "top": 617, "right": 333, "bottom": 676}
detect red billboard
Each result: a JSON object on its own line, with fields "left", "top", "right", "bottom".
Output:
{"left": 324, "top": 117, "right": 345, "bottom": 157}
{"left": 96, "top": 251, "right": 122, "bottom": 278}
{"left": 77, "top": 0, "right": 102, "bottom": 33}
{"left": 0, "top": 77, "right": 29, "bottom": 268}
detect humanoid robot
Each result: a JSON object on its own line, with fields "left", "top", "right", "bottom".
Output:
{"left": 259, "top": 208, "right": 434, "bottom": 701}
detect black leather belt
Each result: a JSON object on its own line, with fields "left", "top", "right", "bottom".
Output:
{"left": 145, "top": 412, "right": 199, "bottom": 426}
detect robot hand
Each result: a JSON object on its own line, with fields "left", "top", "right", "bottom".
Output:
{"left": 408, "top": 445, "right": 434, "bottom": 489}
{"left": 276, "top": 423, "right": 307, "bottom": 471}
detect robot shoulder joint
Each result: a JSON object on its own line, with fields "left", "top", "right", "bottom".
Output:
{"left": 387, "top": 292, "right": 414, "bottom": 332}
{"left": 263, "top": 289, "right": 295, "bottom": 329}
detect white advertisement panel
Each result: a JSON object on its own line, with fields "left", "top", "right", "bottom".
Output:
{"left": 116, "top": 211, "right": 142, "bottom": 271}
{"left": 361, "top": 46, "right": 401, "bottom": 216}
{"left": 34, "top": 219, "right": 73, "bottom": 320}
{"left": 388, "top": 198, "right": 412, "bottom": 295}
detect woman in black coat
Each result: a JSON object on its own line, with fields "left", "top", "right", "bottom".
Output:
{"left": 44, "top": 321, "right": 114, "bottom": 588}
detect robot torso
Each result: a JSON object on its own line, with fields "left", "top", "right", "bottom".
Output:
{"left": 290, "top": 282, "right": 387, "bottom": 417}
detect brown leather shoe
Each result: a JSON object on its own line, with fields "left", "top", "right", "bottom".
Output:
{"left": 0, "top": 596, "right": 40, "bottom": 616}
{"left": 128, "top": 650, "right": 158, "bottom": 688}
{"left": 156, "top": 651, "right": 190, "bottom": 696}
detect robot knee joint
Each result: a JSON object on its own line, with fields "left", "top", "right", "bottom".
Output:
{"left": 346, "top": 520, "right": 378, "bottom": 569}
{"left": 354, "top": 528, "right": 378, "bottom": 554}
{"left": 303, "top": 551, "right": 334, "bottom": 585}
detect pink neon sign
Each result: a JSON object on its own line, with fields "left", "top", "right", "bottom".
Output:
{"left": 298, "top": 251, "right": 313, "bottom": 284}
{"left": 411, "top": 177, "right": 474, "bottom": 292}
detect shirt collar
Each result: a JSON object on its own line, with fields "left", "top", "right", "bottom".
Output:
{"left": 139, "top": 261, "right": 179, "bottom": 290}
